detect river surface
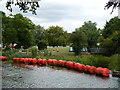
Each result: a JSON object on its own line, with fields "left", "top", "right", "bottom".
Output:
{"left": 1, "top": 62, "right": 120, "bottom": 88}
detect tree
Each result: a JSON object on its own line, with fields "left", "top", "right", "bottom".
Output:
{"left": 70, "top": 28, "right": 87, "bottom": 55}
{"left": 102, "top": 17, "right": 120, "bottom": 39}
{"left": 45, "top": 26, "right": 68, "bottom": 47}
{"left": 34, "top": 25, "right": 48, "bottom": 50}
{"left": 34, "top": 25, "right": 46, "bottom": 44}
{"left": 100, "top": 17, "right": 120, "bottom": 56}
{"left": 81, "top": 21, "right": 100, "bottom": 51}
{"left": 105, "top": 0, "right": 120, "bottom": 14}
{"left": 2, "top": 12, "right": 35, "bottom": 49}
{"left": 5, "top": 0, "right": 41, "bottom": 15}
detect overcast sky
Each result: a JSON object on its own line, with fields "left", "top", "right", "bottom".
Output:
{"left": 0, "top": 0, "right": 118, "bottom": 33}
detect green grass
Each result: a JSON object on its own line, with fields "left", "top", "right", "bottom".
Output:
{"left": 2, "top": 47, "right": 120, "bottom": 71}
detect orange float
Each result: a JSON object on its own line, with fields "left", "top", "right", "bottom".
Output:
{"left": 61, "top": 60, "right": 66, "bottom": 67}
{"left": 47, "top": 59, "right": 53, "bottom": 65}
{"left": 78, "top": 64, "right": 85, "bottom": 71}
{"left": 89, "top": 66, "right": 96, "bottom": 74}
{"left": 66, "top": 61, "right": 75, "bottom": 68}
{"left": 74, "top": 63, "right": 80, "bottom": 70}
{"left": 57, "top": 60, "right": 63, "bottom": 66}
{"left": 0, "top": 56, "right": 7, "bottom": 61}
{"left": 53, "top": 59, "right": 57, "bottom": 65}
{"left": 19, "top": 58, "right": 24, "bottom": 63}
{"left": 37, "top": 59, "right": 43, "bottom": 64}
{"left": 84, "top": 65, "right": 91, "bottom": 73}
{"left": 101, "top": 68, "right": 110, "bottom": 77}
{"left": 31, "top": 58, "right": 37, "bottom": 64}
{"left": 96, "top": 67, "right": 104, "bottom": 75}
{"left": 41, "top": 59, "right": 47, "bottom": 65}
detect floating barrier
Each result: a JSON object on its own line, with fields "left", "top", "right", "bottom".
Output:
{"left": 96, "top": 67, "right": 103, "bottom": 75}
{"left": 78, "top": 64, "right": 85, "bottom": 71}
{"left": 61, "top": 60, "right": 66, "bottom": 67}
{"left": 66, "top": 61, "right": 75, "bottom": 68}
{"left": 101, "top": 68, "right": 110, "bottom": 77}
{"left": 84, "top": 65, "right": 91, "bottom": 73}
{"left": 57, "top": 60, "right": 63, "bottom": 66}
{"left": 37, "top": 59, "right": 43, "bottom": 64}
{"left": 52, "top": 59, "right": 57, "bottom": 65}
{"left": 47, "top": 59, "right": 53, "bottom": 65}
{"left": 89, "top": 66, "right": 97, "bottom": 74}
{"left": 0, "top": 56, "right": 7, "bottom": 61}
{"left": 10, "top": 57, "right": 111, "bottom": 77}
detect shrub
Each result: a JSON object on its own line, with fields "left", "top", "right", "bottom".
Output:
{"left": 2, "top": 50, "right": 27, "bottom": 60}
{"left": 31, "top": 48, "right": 38, "bottom": 57}
{"left": 109, "top": 54, "right": 120, "bottom": 71}
{"left": 37, "top": 40, "right": 48, "bottom": 50}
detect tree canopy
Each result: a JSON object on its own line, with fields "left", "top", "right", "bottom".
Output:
{"left": 45, "top": 26, "right": 68, "bottom": 47}
{"left": 100, "top": 16, "right": 120, "bottom": 56}
{"left": 2, "top": 12, "right": 35, "bottom": 49}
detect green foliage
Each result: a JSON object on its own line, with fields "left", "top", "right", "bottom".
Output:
{"left": 70, "top": 28, "right": 88, "bottom": 55}
{"left": 34, "top": 25, "right": 46, "bottom": 44}
{"left": 37, "top": 40, "right": 48, "bottom": 50}
{"left": 2, "top": 12, "right": 35, "bottom": 49}
{"left": 109, "top": 54, "right": 120, "bottom": 71}
{"left": 101, "top": 17, "right": 120, "bottom": 56}
{"left": 2, "top": 50, "right": 27, "bottom": 59}
{"left": 30, "top": 48, "right": 38, "bottom": 57}
{"left": 102, "top": 17, "right": 120, "bottom": 39}
{"left": 45, "top": 26, "right": 68, "bottom": 47}
{"left": 6, "top": 1, "right": 40, "bottom": 15}
{"left": 81, "top": 21, "right": 100, "bottom": 51}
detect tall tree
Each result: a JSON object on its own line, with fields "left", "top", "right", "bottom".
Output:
{"left": 45, "top": 26, "right": 68, "bottom": 47}
{"left": 2, "top": 12, "right": 35, "bottom": 49}
{"left": 5, "top": 0, "right": 41, "bottom": 15}
{"left": 70, "top": 28, "right": 87, "bottom": 55}
{"left": 100, "top": 17, "right": 120, "bottom": 56}
{"left": 81, "top": 21, "right": 100, "bottom": 51}
{"left": 105, "top": 0, "right": 120, "bottom": 14}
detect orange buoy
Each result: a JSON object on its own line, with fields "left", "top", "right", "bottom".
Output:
{"left": 12, "top": 57, "right": 17, "bottom": 62}
{"left": 89, "top": 66, "right": 96, "bottom": 74}
{"left": 31, "top": 58, "right": 37, "bottom": 64}
{"left": 42, "top": 59, "right": 47, "bottom": 65}
{"left": 78, "top": 64, "right": 85, "bottom": 71}
{"left": 53, "top": 59, "right": 57, "bottom": 65}
{"left": 61, "top": 60, "right": 66, "bottom": 67}
{"left": 19, "top": 58, "right": 24, "bottom": 63}
{"left": 16, "top": 58, "right": 20, "bottom": 62}
{"left": 47, "top": 59, "right": 53, "bottom": 65}
{"left": 84, "top": 65, "right": 91, "bottom": 73}
{"left": 23, "top": 58, "right": 27, "bottom": 63}
{"left": 28, "top": 58, "right": 32, "bottom": 63}
{"left": 96, "top": 67, "right": 104, "bottom": 75}
{"left": 37, "top": 59, "right": 43, "bottom": 64}
{"left": 57, "top": 60, "right": 63, "bottom": 66}
{"left": 66, "top": 61, "right": 75, "bottom": 68}
{"left": 0, "top": 56, "right": 7, "bottom": 61}
{"left": 101, "top": 68, "right": 110, "bottom": 77}
{"left": 74, "top": 63, "right": 80, "bottom": 70}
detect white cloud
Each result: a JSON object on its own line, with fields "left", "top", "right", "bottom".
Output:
{"left": 0, "top": 0, "right": 118, "bottom": 33}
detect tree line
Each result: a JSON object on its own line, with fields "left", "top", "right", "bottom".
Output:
{"left": 1, "top": 11, "right": 120, "bottom": 56}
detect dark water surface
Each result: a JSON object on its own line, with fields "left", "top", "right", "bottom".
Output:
{"left": 1, "top": 62, "right": 120, "bottom": 88}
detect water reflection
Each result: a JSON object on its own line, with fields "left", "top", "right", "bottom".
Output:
{"left": 12, "top": 62, "right": 110, "bottom": 80}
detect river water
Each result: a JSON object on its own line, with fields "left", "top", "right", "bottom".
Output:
{"left": 1, "top": 62, "right": 120, "bottom": 88}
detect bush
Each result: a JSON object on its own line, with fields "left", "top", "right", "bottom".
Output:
{"left": 31, "top": 48, "right": 38, "bottom": 57}
{"left": 109, "top": 54, "right": 120, "bottom": 71}
{"left": 93, "top": 55, "right": 111, "bottom": 68}
{"left": 37, "top": 40, "right": 48, "bottom": 50}
{"left": 2, "top": 50, "right": 27, "bottom": 60}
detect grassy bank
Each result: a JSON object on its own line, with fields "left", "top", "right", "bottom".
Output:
{"left": 1, "top": 47, "right": 120, "bottom": 71}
